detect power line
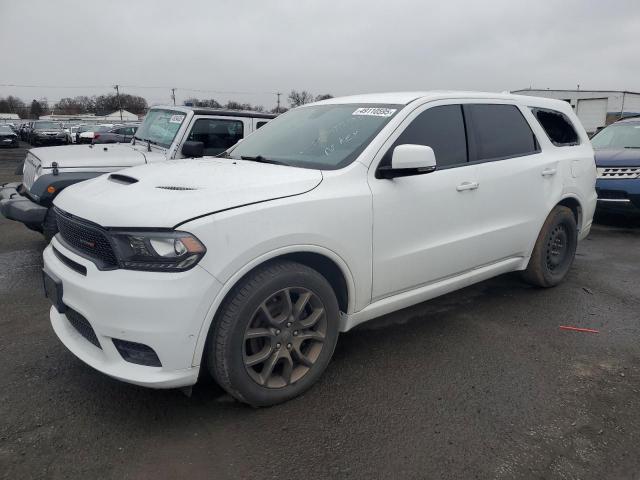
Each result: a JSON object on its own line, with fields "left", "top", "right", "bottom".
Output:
{"left": 0, "top": 83, "right": 278, "bottom": 96}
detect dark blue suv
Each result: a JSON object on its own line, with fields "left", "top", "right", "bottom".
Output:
{"left": 591, "top": 116, "right": 640, "bottom": 215}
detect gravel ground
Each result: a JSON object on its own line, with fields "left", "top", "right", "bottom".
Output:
{"left": 1, "top": 143, "right": 639, "bottom": 479}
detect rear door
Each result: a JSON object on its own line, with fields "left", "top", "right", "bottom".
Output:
{"left": 467, "top": 102, "right": 562, "bottom": 262}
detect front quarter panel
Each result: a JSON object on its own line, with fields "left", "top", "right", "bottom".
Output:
{"left": 181, "top": 163, "right": 372, "bottom": 364}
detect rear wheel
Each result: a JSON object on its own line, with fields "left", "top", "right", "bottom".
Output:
{"left": 522, "top": 206, "right": 577, "bottom": 287}
{"left": 208, "top": 260, "right": 340, "bottom": 406}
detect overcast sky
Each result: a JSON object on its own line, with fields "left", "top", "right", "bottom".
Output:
{"left": 1, "top": 0, "right": 639, "bottom": 109}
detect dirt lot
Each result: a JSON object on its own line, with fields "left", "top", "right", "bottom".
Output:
{"left": 1, "top": 143, "right": 640, "bottom": 479}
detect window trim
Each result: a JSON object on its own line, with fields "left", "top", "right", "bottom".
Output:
{"left": 529, "top": 107, "right": 581, "bottom": 147}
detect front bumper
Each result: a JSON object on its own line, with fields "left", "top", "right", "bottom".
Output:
{"left": 0, "top": 182, "right": 48, "bottom": 225}
{"left": 43, "top": 238, "right": 223, "bottom": 388}
{"left": 595, "top": 178, "right": 640, "bottom": 215}
{"left": 33, "top": 135, "right": 67, "bottom": 144}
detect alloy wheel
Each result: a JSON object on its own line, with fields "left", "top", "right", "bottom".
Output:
{"left": 243, "top": 287, "right": 327, "bottom": 388}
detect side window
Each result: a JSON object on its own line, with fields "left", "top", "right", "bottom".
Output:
{"left": 256, "top": 121, "right": 268, "bottom": 129}
{"left": 465, "top": 104, "right": 539, "bottom": 161}
{"left": 382, "top": 104, "right": 467, "bottom": 168}
{"left": 530, "top": 108, "right": 580, "bottom": 146}
{"left": 187, "top": 119, "right": 244, "bottom": 155}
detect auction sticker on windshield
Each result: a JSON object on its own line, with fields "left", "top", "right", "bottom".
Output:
{"left": 352, "top": 107, "right": 397, "bottom": 117}
{"left": 170, "top": 114, "right": 185, "bottom": 124}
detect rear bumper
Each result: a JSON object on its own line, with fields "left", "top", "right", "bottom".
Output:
{"left": 0, "top": 182, "right": 48, "bottom": 225}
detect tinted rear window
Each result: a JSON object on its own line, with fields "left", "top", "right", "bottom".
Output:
{"left": 531, "top": 108, "right": 579, "bottom": 146}
{"left": 465, "top": 104, "right": 538, "bottom": 161}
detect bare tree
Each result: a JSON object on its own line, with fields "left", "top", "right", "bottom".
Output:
{"left": 288, "top": 90, "right": 314, "bottom": 107}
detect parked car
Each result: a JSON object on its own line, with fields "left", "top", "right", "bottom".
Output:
{"left": 91, "top": 124, "right": 139, "bottom": 144}
{"left": 66, "top": 124, "right": 86, "bottom": 144}
{"left": 76, "top": 124, "right": 115, "bottom": 144}
{"left": 0, "top": 106, "right": 275, "bottom": 240}
{"left": 0, "top": 124, "right": 19, "bottom": 148}
{"left": 29, "top": 121, "right": 68, "bottom": 146}
{"left": 39, "top": 92, "right": 596, "bottom": 406}
{"left": 590, "top": 115, "right": 640, "bottom": 215}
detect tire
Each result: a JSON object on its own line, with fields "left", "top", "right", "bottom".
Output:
{"left": 42, "top": 208, "right": 58, "bottom": 243}
{"left": 522, "top": 206, "right": 577, "bottom": 288}
{"left": 208, "top": 260, "right": 340, "bottom": 406}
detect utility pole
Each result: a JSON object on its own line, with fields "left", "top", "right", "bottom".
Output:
{"left": 114, "top": 84, "right": 123, "bottom": 121}
{"left": 171, "top": 88, "right": 176, "bottom": 106}
{"left": 276, "top": 92, "right": 281, "bottom": 113}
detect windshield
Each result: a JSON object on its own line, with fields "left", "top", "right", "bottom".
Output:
{"left": 591, "top": 122, "right": 640, "bottom": 149}
{"left": 0, "top": 125, "right": 13, "bottom": 133}
{"left": 34, "top": 122, "right": 60, "bottom": 130}
{"left": 134, "top": 109, "right": 186, "bottom": 148}
{"left": 228, "top": 104, "right": 401, "bottom": 170}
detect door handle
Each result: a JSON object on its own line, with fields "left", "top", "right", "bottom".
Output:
{"left": 541, "top": 167, "right": 557, "bottom": 177}
{"left": 456, "top": 181, "right": 479, "bottom": 192}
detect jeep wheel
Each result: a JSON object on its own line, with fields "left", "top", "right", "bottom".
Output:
{"left": 522, "top": 206, "right": 577, "bottom": 288}
{"left": 42, "top": 208, "right": 58, "bottom": 243}
{"left": 209, "top": 260, "right": 340, "bottom": 406}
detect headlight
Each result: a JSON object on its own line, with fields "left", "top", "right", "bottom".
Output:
{"left": 110, "top": 231, "right": 206, "bottom": 272}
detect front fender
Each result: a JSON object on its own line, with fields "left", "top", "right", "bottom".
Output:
{"left": 29, "top": 172, "right": 106, "bottom": 205}
{"left": 190, "top": 244, "right": 357, "bottom": 367}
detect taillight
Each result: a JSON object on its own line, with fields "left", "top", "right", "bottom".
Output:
{"left": 93, "top": 133, "right": 100, "bottom": 140}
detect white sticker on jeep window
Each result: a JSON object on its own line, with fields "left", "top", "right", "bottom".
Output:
{"left": 352, "top": 107, "right": 397, "bottom": 117}
{"left": 169, "top": 114, "right": 185, "bottom": 124}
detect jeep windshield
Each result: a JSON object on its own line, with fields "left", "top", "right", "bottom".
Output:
{"left": 134, "top": 109, "right": 186, "bottom": 148}
{"left": 591, "top": 123, "right": 640, "bottom": 149}
{"left": 227, "top": 104, "right": 402, "bottom": 170}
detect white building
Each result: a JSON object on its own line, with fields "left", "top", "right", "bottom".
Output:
{"left": 39, "top": 109, "right": 140, "bottom": 123}
{"left": 0, "top": 113, "right": 20, "bottom": 124}
{"left": 511, "top": 89, "right": 640, "bottom": 134}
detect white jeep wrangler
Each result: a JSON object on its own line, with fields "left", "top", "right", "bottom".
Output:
{"left": 0, "top": 106, "right": 275, "bottom": 240}
{"left": 42, "top": 91, "right": 596, "bottom": 406}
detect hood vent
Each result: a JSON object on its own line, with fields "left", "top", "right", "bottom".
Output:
{"left": 109, "top": 174, "right": 139, "bottom": 184}
{"left": 156, "top": 185, "right": 198, "bottom": 191}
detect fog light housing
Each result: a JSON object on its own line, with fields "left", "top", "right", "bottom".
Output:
{"left": 112, "top": 338, "right": 162, "bottom": 367}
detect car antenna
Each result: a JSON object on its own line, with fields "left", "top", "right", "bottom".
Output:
{"left": 146, "top": 140, "right": 151, "bottom": 152}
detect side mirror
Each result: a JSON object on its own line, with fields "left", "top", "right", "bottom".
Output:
{"left": 181, "top": 140, "right": 204, "bottom": 158}
{"left": 377, "top": 144, "right": 437, "bottom": 179}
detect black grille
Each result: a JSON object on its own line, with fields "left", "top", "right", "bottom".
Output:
{"left": 597, "top": 189, "right": 627, "bottom": 200}
{"left": 55, "top": 208, "right": 118, "bottom": 268}
{"left": 66, "top": 309, "right": 101, "bottom": 349}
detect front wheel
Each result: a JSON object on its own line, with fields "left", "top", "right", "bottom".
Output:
{"left": 522, "top": 206, "right": 578, "bottom": 287}
{"left": 208, "top": 260, "right": 340, "bottom": 406}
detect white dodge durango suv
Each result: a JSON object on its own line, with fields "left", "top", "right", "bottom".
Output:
{"left": 43, "top": 91, "right": 597, "bottom": 406}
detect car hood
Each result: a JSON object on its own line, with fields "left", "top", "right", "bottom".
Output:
{"left": 54, "top": 159, "right": 323, "bottom": 228}
{"left": 594, "top": 148, "right": 640, "bottom": 167}
{"left": 30, "top": 143, "right": 150, "bottom": 169}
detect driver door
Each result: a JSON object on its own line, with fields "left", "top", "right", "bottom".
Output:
{"left": 369, "top": 102, "right": 483, "bottom": 300}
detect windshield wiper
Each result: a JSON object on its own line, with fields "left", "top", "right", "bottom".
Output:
{"left": 240, "top": 155, "right": 287, "bottom": 166}
{"left": 624, "top": 146, "right": 640, "bottom": 149}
